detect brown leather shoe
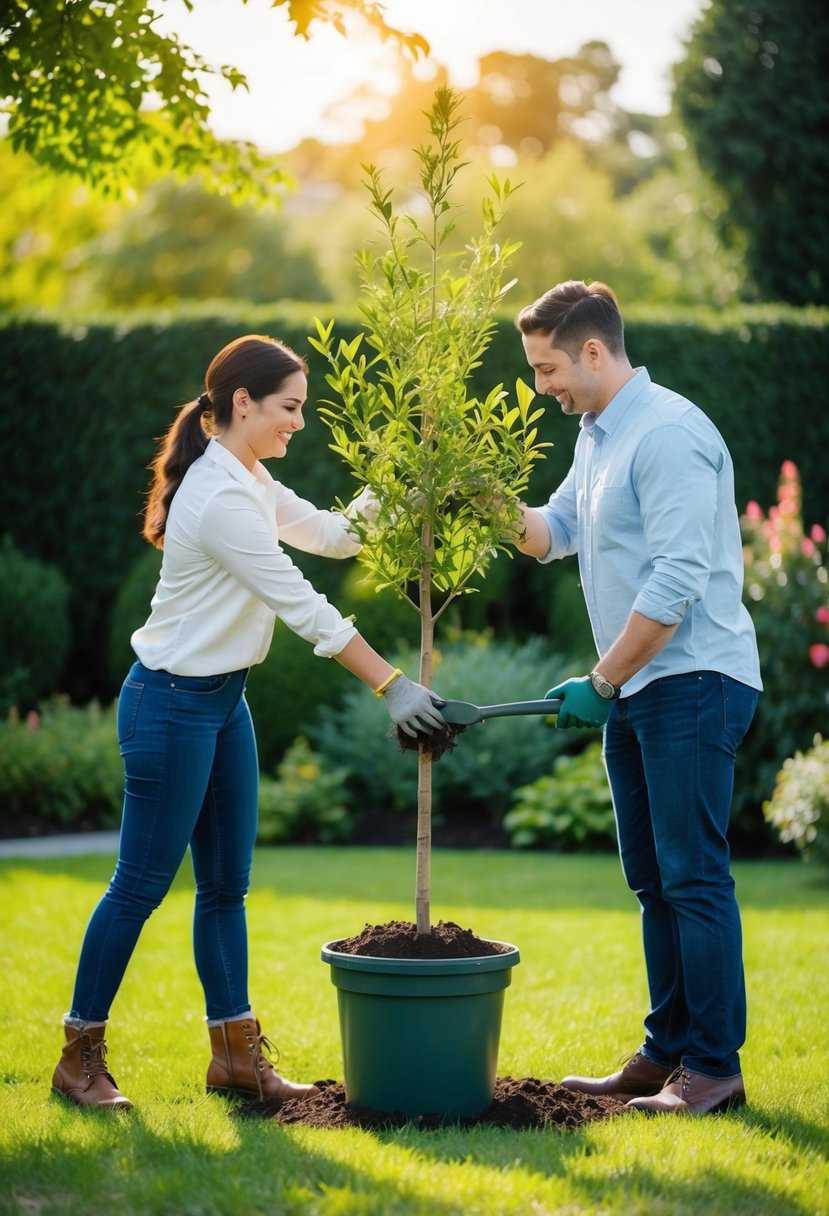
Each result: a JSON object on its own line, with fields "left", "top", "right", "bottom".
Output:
{"left": 206, "top": 1016, "right": 319, "bottom": 1102}
{"left": 559, "top": 1051, "right": 674, "bottom": 1101}
{"left": 51, "top": 1022, "right": 133, "bottom": 1110}
{"left": 627, "top": 1067, "right": 746, "bottom": 1115}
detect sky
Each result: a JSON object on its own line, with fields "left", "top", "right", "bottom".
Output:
{"left": 156, "top": 0, "right": 708, "bottom": 153}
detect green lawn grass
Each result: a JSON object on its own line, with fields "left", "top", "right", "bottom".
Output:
{"left": 1, "top": 847, "right": 827, "bottom": 1215}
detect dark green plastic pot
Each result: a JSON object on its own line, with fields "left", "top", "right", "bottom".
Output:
{"left": 320, "top": 940, "right": 520, "bottom": 1119}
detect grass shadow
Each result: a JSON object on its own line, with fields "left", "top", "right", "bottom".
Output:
{"left": 381, "top": 1104, "right": 818, "bottom": 1216}
{"left": 4, "top": 1097, "right": 466, "bottom": 1216}
{"left": 745, "top": 1103, "right": 829, "bottom": 1155}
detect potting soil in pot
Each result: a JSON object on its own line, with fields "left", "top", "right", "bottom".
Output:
{"left": 329, "top": 919, "right": 511, "bottom": 959}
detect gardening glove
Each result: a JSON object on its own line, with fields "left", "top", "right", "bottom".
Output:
{"left": 382, "top": 674, "right": 446, "bottom": 737}
{"left": 388, "top": 486, "right": 427, "bottom": 526}
{"left": 545, "top": 676, "right": 611, "bottom": 730}
{"left": 342, "top": 485, "right": 381, "bottom": 531}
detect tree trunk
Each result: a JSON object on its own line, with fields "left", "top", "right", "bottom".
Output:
{"left": 415, "top": 526, "right": 434, "bottom": 937}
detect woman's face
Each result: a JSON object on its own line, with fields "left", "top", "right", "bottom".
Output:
{"left": 242, "top": 370, "right": 307, "bottom": 462}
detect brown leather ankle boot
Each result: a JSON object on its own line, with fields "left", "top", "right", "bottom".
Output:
{"left": 206, "top": 1016, "right": 319, "bottom": 1101}
{"left": 51, "top": 1022, "right": 133, "bottom": 1110}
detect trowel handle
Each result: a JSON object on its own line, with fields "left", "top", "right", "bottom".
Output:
{"left": 478, "top": 698, "right": 562, "bottom": 719}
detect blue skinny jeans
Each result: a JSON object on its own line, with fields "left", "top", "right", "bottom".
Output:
{"left": 603, "top": 671, "right": 759, "bottom": 1079}
{"left": 70, "top": 661, "right": 259, "bottom": 1022}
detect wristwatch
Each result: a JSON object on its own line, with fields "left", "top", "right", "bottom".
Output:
{"left": 589, "top": 671, "right": 622, "bottom": 700}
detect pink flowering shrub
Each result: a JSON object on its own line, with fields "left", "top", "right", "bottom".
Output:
{"left": 738, "top": 462, "right": 829, "bottom": 840}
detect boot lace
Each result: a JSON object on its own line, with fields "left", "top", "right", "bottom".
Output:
{"left": 80, "top": 1033, "right": 112, "bottom": 1079}
{"left": 246, "top": 1025, "right": 281, "bottom": 1075}
{"left": 666, "top": 1066, "right": 691, "bottom": 1094}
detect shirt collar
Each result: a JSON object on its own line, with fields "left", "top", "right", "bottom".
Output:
{"left": 205, "top": 436, "right": 260, "bottom": 490}
{"left": 581, "top": 366, "right": 651, "bottom": 439}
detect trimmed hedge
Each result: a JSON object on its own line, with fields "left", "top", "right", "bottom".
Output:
{"left": 1, "top": 302, "right": 827, "bottom": 704}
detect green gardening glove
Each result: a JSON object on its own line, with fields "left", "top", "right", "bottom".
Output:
{"left": 545, "top": 676, "right": 611, "bottom": 730}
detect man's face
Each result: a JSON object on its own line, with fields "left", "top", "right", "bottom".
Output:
{"left": 522, "top": 331, "right": 602, "bottom": 416}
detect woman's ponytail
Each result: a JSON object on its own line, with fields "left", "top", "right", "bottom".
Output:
{"left": 142, "top": 397, "right": 211, "bottom": 547}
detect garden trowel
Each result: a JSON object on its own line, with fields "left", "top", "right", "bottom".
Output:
{"left": 433, "top": 697, "right": 562, "bottom": 726}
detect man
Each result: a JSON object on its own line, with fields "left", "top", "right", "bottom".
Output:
{"left": 514, "top": 280, "right": 761, "bottom": 1115}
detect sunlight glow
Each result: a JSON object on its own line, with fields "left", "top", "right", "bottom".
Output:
{"left": 153, "top": 0, "right": 705, "bottom": 153}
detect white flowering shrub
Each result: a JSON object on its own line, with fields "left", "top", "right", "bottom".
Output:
{"left": 763, "top": 735, "right": 829, "bottom": 865}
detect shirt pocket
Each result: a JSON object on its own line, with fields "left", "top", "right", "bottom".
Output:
{"left": 592, "top": 484, "right": 636, "bottom": 551}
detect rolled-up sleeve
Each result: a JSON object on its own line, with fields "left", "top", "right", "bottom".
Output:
{"left": 200, "top": 485, "right": 357, "bottom": 657}
{"left": 631, "top": 425, "right": 719, "bottom": 625}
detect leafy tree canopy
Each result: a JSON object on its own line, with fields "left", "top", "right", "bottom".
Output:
{"left": 0, "top": 0, "right": 428, "bottom": 198}
{"left": 77, "top": 175, "right": 331, "bottom": 306}
{"left": 673, "top": 0, "right": 829, "bottom": 304}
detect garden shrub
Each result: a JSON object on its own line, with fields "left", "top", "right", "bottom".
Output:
{"left": 503, "top": 741, "right": 617, "bottom": 851}
{"left": 0, "top": 536, "right": 71, "bottom": 714}
{"left": 256, "top": 737, "right": 351, "bottom": 845}
{"left": 0, "top": 698, "right": 122, "bottom": 830}
{"left": 763, "top": 735, "right": 829, "bottom": 865}
{"left": 311, "top": 634, "right": 591, "bottom": 827}
{"left": 736, "top": 461, "right": 829, "bottom": 832}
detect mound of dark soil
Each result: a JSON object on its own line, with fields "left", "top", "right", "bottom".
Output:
{"left": 329, "top": 919, "right": 511, "bottom": 959}
{"left": 231, "top": 1076, "right": 625, "bottom": 1131}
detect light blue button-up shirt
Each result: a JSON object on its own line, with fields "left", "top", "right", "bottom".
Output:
{"left": 536, "top": 368, "right": 762, "bottom": 696}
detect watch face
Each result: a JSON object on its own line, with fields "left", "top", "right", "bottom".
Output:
{"left": 591, "top": 673, "right": 615, "bottom": 699}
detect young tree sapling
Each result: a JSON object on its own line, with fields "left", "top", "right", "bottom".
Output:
{"left": 311, "top": 87, "right": 550, "bottom": 935}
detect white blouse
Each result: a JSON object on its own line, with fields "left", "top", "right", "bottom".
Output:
{"left": 131, "top": 437, "right": 360, "bottom": 675}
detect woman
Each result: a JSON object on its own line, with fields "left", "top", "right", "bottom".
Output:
{"left": 51, "top": 334, "right": 443, "bottom": 1111}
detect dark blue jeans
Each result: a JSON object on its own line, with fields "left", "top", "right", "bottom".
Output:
{"left": 603, "top": 671, "right": 759, "bottom": 1078}
{"left": 70, "top": 661, "right": 259, "bottom": 1022}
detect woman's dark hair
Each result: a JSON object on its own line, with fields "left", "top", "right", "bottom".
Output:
{"left": 143, "top": 335, "right": 308, "bottom": 547}
{"left": 515, "top": 280, "right": 625, "bottom": 359}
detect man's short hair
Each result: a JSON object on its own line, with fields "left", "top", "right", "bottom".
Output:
{"left": 515, "top": 280, "right": 625, "bottom": 359}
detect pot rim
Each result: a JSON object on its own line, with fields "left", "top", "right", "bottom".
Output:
{"left": 320, "top": 938, "right": 520, "bottom": 974}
